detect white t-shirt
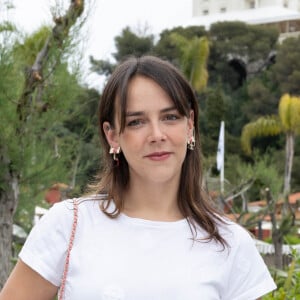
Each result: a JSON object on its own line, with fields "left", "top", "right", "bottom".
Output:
{"left": 19, "top": 198, "right": 276, "bottom": 300}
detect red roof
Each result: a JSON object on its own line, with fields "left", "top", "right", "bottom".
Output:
{"left": 289, "top": 192, "right": 300, "bottom": 204}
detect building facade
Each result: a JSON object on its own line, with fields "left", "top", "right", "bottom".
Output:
{"left": 193, "top": 0, "right": 300, "bottom": 17}
{"left": 191, "top": 0, "right": 300, "bottom": 39}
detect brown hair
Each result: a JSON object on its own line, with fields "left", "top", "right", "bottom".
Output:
{"left": 94, "top": 55, "right": 227, "bottom": 247}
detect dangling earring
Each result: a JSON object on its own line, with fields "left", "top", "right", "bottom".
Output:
{"left": 109, "top": 146, "right": 121, "bottom": 163}
{"left": 187, "top": 128, "right": 195, "bottom": 150}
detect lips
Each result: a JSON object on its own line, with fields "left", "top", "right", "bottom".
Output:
{"left": 145, "top": 152, "right": 171, "bottom": 161}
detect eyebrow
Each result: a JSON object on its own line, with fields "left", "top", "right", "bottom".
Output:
{"left": 125, "top": 106, "right": 177, "bottom": 117}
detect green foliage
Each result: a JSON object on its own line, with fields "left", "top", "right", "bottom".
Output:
{"left": 89, "top": 56, "right": 115, "bottom": 77}
{"left": 170, "top": 33, "right": 209, "bottom": 92}
{"left": 284, "top": 234, "right": 300, "bottom": 245}
{"left": 209, "top": 21, "right": 278, "bottom": 61}
{"left": 241, "top": 93, "right": 300, "bottom": 194}
{"left": 154, "top": 26, "right": 207, "bottom": 64}
{"left": 13, "top": 82, "right": 101, "bottom": 230}
{"left": 272, "top": 36, "right": 300, "bottom": 95}
{"left": 291, "top": 154, "right": 300, "bottom": 191}
{"left": 228, "top": 152, "right": 282, "bottom": 200}
{"left": 204, "top": 85, "right": 226, "bottom": 139}
{"left": 204, "top": 151, "right": 282, "bottom": 203}
{"left": 113, "top": 26, "right": 154, "bottom": 61}
{"left": 0, "top": 22, "right": 101, "bottom": 231}
{"left": 62, "top": 88, "right": 101, "bottom": 192}
{"left": 208, "top": 22, "right": 278, "bottom": 94}
{"left": 0, "top": 21, "right": 16, "bottom": 33}
{"left": 13, "top": 78, "right": 101, "bottom": 229}
{"left": 263, "top": 250, "right": 300, "bottom": 299}
{"left": 221, "top": 84, "right": 248, "bottom": 136}
{"left": 90, "top": 26, "right": 154, "bottom": 76}
{"left": 279, "top": 94, "right": 300, "bottom": 133}
{"left": 241, "top": 116, "right": 282, "bottom": 155}
{"left": 243, "top": 78, "right": 278, "bottom": 120}
{"left": 0, "top": 32, "right": 24, "bottom": 183}
{"left": 13, "top": 26, "right": 52, "bottom": 66}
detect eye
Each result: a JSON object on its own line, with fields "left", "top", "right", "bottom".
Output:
{"left": 163, "top": 114, "right": 180, "bottom": 121}
{"left": 127, "top": 119, "right": 144, "bottom": 127}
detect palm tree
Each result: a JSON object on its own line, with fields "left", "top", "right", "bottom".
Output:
{"left": 170, "top": 33, "right": 209, "bottom": 93}
{"left": 242, "top": 94, "right": 300, "bottom": 269}
{"left": 241, "top": 93, "right": 300, "bottom": 196}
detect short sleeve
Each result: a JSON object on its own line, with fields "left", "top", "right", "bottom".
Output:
{"left": 223, "top": 226, "right": 276, "bottom": 300}
{"left": 19, "top": 200, "right": 74, "bottom": 286}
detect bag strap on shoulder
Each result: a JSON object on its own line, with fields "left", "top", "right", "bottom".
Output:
{"left": 58, "top": 199, "right": 79, "bottom": 300}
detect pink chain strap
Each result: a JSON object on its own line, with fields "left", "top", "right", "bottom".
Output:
{"left": 58, "top": 199, "right": 78, "bottom": 300}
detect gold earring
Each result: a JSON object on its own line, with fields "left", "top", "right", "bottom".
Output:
{"left": 109, "top": 146, "right": 121, "bottom": 161}
{"left": 187, "top": 129, "right": 195, "bottom": 150}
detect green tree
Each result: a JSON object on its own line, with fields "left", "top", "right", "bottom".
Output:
{"left": 113, "top": 26, "right": 154, "bottom": 61}
{"left": 243, "top": 78, "right": 278, "bottom": 120}
{"left": 208, "top": 21, "right": 278, "bottom": 89}
{"left": 241, "top": 93, "right": 300, "bottom": 269}
{"left": 263, "top": 249, "right": 300, "bottom": 299}
{"left": 170, "top": 33, "right": 209, "bottom": 93}
{"left": 272, "top": 36, "right": 300, "bottom": 95}
{"left": 90, "top": 26, "right": 154, "bottom": 76}
{"left": 153, "top": 25, "right": 207, "bottom": 64}
{"left": 204, "top": 84, "right": 226, "bottom": 139}
{"left": 0, "top": 0, "right": 86, "bottom": 287}
{"left": 241, "top": 93, "right": 300, "bottom": 197}
{"left": 0, "top": 7, "right": 23, "bottom": 287}
{"left": 209, "top": 21, "right": 278, "bottom": 63}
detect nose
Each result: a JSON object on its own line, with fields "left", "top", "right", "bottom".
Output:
{"left": 147, "top": 121, "right": 166, "bottom": 143}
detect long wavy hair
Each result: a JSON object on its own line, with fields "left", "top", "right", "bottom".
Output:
{"left": 94, "top": 55, "right": 227, "bottom": 247}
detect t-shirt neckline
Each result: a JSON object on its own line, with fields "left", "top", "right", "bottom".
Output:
{"left": 118, "top": 212, "right": 188, "bottom": 228}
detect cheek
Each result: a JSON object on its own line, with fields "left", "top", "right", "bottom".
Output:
{"left": 176, "top": 136, "right": 188, "bottom": 147}
{"left": 172, "top": 127, "right": 189, "bottom": 145}
{"left": 119, "top": 132, "right": 142, "bottom": 153}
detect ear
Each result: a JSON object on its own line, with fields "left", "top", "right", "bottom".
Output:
{"left": 188, "top": 110, "right": 194, "bottom": 133}
{"left": 103, "top": 121, "right": 119, "bottom": 149}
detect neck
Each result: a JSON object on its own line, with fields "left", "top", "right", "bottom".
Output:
{"left": 122, "top": 180, "right": 183, "bottom": 221}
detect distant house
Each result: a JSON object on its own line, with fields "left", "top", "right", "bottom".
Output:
{"left": 248, "top": 200, "right": 267, "bottom": 213}
{"left": 191, "top": 0, "right": 300, "bottom": 41}
{"left": 34, "top": 183, "right": 70, "bottom": 224}
{"left": 44, "top": 182, "right": 70, "bottom": 205}
{"left": 242, "top": 192, "right": 300, "bottom": 239}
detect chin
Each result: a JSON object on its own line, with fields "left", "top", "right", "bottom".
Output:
{"left": 146, "top": 173, "right": 179, "bottom": 185}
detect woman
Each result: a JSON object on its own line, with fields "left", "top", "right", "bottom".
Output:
{"left": 0, "top": 56, "right": 276, "bottom": 299}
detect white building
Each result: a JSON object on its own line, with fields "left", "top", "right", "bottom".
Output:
{"left": 191, "top": 0, "right": 300, "bottom": 40}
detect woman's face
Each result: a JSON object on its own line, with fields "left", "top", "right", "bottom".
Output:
{"left": 104, "top": 75, "right": 194, "bottom": 186}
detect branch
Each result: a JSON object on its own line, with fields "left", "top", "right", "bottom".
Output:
{"left": 16, "top": 0, "right": 85, "bottom": 125}
{"left": 223, "top": 178, "right": 255, "bottom": 203}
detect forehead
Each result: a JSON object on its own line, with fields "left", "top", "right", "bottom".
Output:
{"left": 125, "top": 76, "right": 174, "bottom": 110}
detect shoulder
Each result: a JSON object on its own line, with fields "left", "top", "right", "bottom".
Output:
{"left": 216, "top": 217, "right": 256, "bottom": 251}
{"left": 216, "top": 217, "right": 266, "bottom": 269}
{"left": 74, "top": 194, "right": 110, "bottom": 217}
{"left": 18, "top": 195, "right": 109, "bottom": 286}
{"left": 29, "top": 194, "right": 109, "bottom": 238}
{"left": 48, "top": 194, "right": 108, "bottom": 215}
{"left": 215, "top": 218, "right": 277, "bottom": 299}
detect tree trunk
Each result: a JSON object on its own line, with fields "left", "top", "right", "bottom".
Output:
{"left": 265, "top": 187, "right": 283, "bottom": 269}
{"left": 0, "top": 0, "right": 85, "bottom": 288}
{"left": 283, "top": 131, "right": 294, "bottom": 196}
{"left": 272, "top": 230, "right": 283, "bottom": 269}
{"left": 241, "top": 193, "right": 248, "bottom": 212}
{"left": 0, "top": 149, "right": 19, "bottom": 289}
{"left": 283, "top": 132, "right": 294, "bottom": 216}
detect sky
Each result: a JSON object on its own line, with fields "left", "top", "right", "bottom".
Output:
{"left": 9, "top": 0, "right": 194, "bottom": 90}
